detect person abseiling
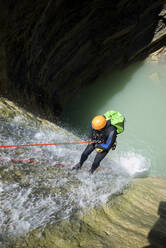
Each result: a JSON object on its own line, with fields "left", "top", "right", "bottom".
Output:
{"left": 72, "top": 114, "right": 119, "bottom": 174}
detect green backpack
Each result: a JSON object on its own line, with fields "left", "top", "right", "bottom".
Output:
{"left": 104, "top": 110, "right": 125, "bottom": 134}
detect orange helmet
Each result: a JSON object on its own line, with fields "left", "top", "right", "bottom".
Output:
{"left": 92, "top": 115, "right": 107, "bottom": 130}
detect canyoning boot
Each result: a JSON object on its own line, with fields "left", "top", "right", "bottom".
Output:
{"left": 72, "top": 162, "right": 82, "bottom": 170}
{"left": 111, "top": 143, "right": 117, "bottom": 150}
{"left": 89, "top": 167, "right": 95, "bottom": 175}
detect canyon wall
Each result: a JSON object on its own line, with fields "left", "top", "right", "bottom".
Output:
{"left": 0, "top": 1, "right": 166, "bottom": 118}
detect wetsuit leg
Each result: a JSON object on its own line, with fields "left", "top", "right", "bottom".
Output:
{"left": 80, "top": 144, "right": 95, "bottom": 166}
{"left": 91, "top": 150, "right": 109, "bottom": 172}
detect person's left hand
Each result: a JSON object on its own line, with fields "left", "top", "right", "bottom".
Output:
{"left": 97, "top": 140, "right": 102, "bottom": 144}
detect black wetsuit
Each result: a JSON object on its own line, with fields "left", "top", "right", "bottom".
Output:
{"left": 79, "top": 120, "right": 117, "bottom": 172}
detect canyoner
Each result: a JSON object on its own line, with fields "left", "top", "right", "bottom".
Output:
{"left": 0, "top": 110, "right": 125, "bottom": 172}
{"left": 72, "top": 110, "right": 125, "bottom": 174}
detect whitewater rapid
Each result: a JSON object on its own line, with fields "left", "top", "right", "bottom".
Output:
{"left": 0, "top": 118, "right": 150, "bottom": 242}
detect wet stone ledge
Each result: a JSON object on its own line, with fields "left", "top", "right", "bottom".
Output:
{"left": 7, "top": 177, "right": 166, "bottom": 248}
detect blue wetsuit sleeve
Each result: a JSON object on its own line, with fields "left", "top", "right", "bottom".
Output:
{"left": 97, "top": 129, "right": 116, "bottom": 150}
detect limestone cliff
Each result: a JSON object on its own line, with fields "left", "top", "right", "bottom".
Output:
{"left": 0, "top": 1, "right": 166, "bottom": 118}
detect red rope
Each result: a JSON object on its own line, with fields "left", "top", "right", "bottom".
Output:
{"left": 11, "top": 158, "right": 43, "bottom": 164}
{"left": 0, "top": 141, "right": 92, "bottom": 148}
{"left": 0, "top": 157, "right": 44, "bottom": 165}
{"left": 0, "top": 158, "right": 110, "bottom": 171}
{"left": 0, "top": 141, "right": 111, "bottom": 171}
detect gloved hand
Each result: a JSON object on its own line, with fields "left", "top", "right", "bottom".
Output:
{"left": 97, "top": 140, "right": 102, "bottom": 144}
{"left": 93, "top": 140, "right": 102, "bottom": 144}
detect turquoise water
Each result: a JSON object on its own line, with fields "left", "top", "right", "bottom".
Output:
{"left": 62, "top": 58, "right": 166, "bottom": 178}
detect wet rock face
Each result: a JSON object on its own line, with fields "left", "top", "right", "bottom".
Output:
{"left": 0, "top": 0, "right": 166, "bottom": 116}
{"left": 8, "top": 177, "right": 166, "bottom": 248}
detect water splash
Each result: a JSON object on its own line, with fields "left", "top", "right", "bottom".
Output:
{"left": 113, "top": 151, "right": 151, "bottom": 178}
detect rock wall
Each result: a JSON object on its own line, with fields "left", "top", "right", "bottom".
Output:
{"left": 8, "top": 177, "right": 166, "bottom": 248}
{"left": 0, "top": 1, "right": 166, "bottom": 118}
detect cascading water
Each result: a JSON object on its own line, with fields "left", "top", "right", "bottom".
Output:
{"left": 3, "top": 55, "right": 164, "bottom": 244}
{"left": 0, "top": 109, "right": 143, "bottom": 244}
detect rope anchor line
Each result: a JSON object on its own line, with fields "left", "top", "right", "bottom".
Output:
{"left": 0, "top": 157, "right": 108, "bottom": 171}
{"left": 0, "top": 141, "right": 92, "bottom": 148}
